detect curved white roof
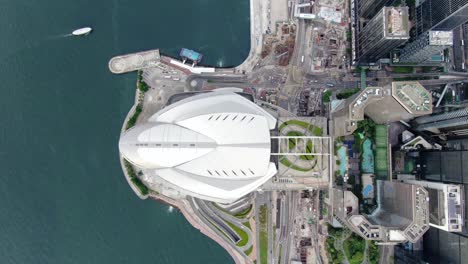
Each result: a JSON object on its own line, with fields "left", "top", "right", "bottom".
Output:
{"left": 119, "top": 91, "right": 277, "bottom": 203}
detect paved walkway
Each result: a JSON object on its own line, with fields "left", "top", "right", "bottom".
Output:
{"left": 232, "top": 0, "right": 266, "bottom": 73}
{"left": 109, "top": 49, "right": 160, "bottom": 74}
{"left": 150, "top": 193, "right": 248, "bottom": 264}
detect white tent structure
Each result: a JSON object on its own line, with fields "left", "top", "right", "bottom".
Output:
{"left": 119, "top": 91, "right": 277, "bottom": 203}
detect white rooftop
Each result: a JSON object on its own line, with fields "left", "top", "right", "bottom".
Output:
{"left": 429, "top": 31, "right": 453, "bottom": 46}
{"left": 119, "top": 91, "right": 278, "bottom": 203}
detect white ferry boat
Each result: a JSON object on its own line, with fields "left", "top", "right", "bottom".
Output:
{"left": 72, "top": 27, "right": 92, "bottom": 36}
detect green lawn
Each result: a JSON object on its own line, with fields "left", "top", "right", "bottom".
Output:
{"left": 212, "top": 203, "right": 252, "bottom": 219}
{"left": 313, "top": 126, "right": 323, "bottom": 136}
{"left": 243, "top": 221, "right": 252, "bottom": 230}
{"left": 278, "top": 244, "right": 282, "bottom": 264}
{"left": 279, "top": 120, "right": 323, "bottom": 136}
{"left": 234, "top": 205, "right": 253, "bottom": 218}
{"left": 259, "top": 205, "right": 268, "bottom": 264}
{"left": 299, "top": 140, "right": 314, "bottom": 161}
{"left": 286, "top": 131, "right": 303, "bottom": 149}
{"left": 279, "top": 156, "right": 315, "bottom": 172}
{"left": 392, "top": 66, "right": 414, "bottom": 73}
{"left": 279, "top": 120, "right": 321, "bottom": 171}
{"left": 244, "top": 245, "right": 253, "bottom": 256}
{"left": 285, "top": 131, "right": 314, "bottom": 161}
{"left": 226, "top": 221, "right": 249, "bottom": 247}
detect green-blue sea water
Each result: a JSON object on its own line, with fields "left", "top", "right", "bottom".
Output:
{"left": 0, "top": 0, "right": 249, "bottom": 263}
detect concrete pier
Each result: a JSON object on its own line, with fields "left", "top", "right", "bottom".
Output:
{"left": 108, "top": 49, "right": 161, "bottom": 74}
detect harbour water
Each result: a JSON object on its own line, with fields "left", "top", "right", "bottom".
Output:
{"left": 0, "top": 0, "right": 249, "bottom": 263}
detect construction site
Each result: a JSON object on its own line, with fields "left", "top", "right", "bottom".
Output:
{"left": 310, "top": 0, "right": 349, "bottom": 72}
{"left": 261, "top": 23, "right": 297, "bottom": 66}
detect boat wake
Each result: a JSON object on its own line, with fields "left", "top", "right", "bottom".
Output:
{"left": 167, "top": 206, "right": 174, "bottom": 213}
{"left": 45, "top": 33, "right": 73, "bottom": 40}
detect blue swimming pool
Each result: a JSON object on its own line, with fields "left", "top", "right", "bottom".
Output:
{"left": 338, "top": 146, "right": 347, "bottom": 176}
{"left": 363, "top": 184, "right": 373, "bottom": 198}
{"left": 362, "top": 138, "right": 374, "bottom": 173}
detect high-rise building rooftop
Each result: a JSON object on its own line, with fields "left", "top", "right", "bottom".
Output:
{"left": 392, "top": 82, "right": 432, "bottom": 114}
{"left": 401, "top": 179, "right": 464, "bottom": 232}
{"left": 399, "top": 31, "right": 453, "bottom": 63}
{"left": 429, "top": 31, "right": 454, "bottom": 45}
{"left": 355, "top": 6, "right": 409, "bottom": 63}
{"left": 331, "top": 81, "right": 432, "bottom": 136}
{"left": 384, "top": 7, "right": 410, "bottom": 39}
{"left": 332, "top": 181, "right": 430, "bottom": 243}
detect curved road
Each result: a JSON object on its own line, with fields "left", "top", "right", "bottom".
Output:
{"left": 205, "top": 202, "right": 254, "bottom": 252}
{"left": 191, "top": 197, "right": 254, "bottom": 253}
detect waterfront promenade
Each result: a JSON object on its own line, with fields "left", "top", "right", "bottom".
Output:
{"left": 149, "top": 193, "right": 247, "bottom": 264}
{"left": 108, "top": 0, "right": 265, "bottom": 75}
{"left": 109, "top": 49, "right": 161, "bottom": 74}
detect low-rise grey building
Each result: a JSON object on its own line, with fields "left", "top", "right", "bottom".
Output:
{"left": 332, "top": 81, "right": 432, "bottom": 136}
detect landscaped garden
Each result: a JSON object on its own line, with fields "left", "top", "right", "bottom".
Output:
{"left": 367, "top": 240, "right": 380, "bottom": 264}
{"left": 343, "top": 233, "right": 366, "bottom": 264}
{"left": 123, "top": 159, "right": 149, "bottom": 196}
{"left": 226, "top": 221, "right": 249, "bottom": 247}
{"left": 278, "top": 119, "right": 323, "bottom": 172}
{"left": 326, "top": 224, "right": 345, "bottom": 264}
{"left": 126, "top": 104, "right": 142, "bottom": 130}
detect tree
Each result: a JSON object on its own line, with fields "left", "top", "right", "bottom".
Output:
{"left": 357, "top": 119, "right": 376, "bottom": 137}
{"left": 336, "top": 88, "right": 360, "bottom": 99}
{"left": 322, "top": 90, "right": 333, "bottom": 103}
{"left": 137, "top": 70, "right": 143, "bottom": 82}
{"left": 350, "top": 251, "right": 363, "bottom": 263}
{"left": 138, "top": 81, "right": 149, "bottom": 92}
{"left": 333, "top": 252, "right": 344, "bottom": 264}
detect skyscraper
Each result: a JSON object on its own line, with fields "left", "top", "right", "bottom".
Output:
{"left": 400, "top": 178, "right": 463, "bottom": 232}
{"left": 357, "top": 0, "right": 397, "bottom": 19}
{"left": 332, "top": 180, "right": 430, "bottom": 243}
{"left": 415, "top": 0, "right": 468, "bottom": 35}
{"left": 414, "top": 108, "right": 468, "bottom": 136}
{"left": 399, "top": 31, "right": 453, "bottom": 63}
{"left": 356, "top": 6, "right": 409, "bottom": 63}
{"left": 416, "top": 148, "right": 468, "bottom": 263}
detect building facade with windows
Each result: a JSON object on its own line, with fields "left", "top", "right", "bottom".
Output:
{"left": 399, "top": 31, "right": 453, "bottom": 63}
{"left": 415, "top": 0, "right": 468, "bottom": 35}
{"left": 355, "top": 6, "right": 409, "bottom": 63}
